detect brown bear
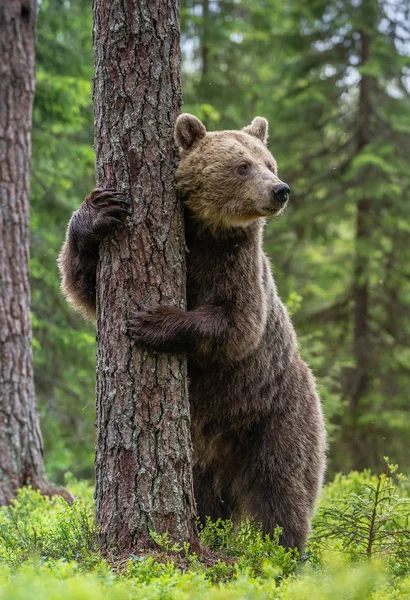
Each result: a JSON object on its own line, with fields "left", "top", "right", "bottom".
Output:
{"left": 59, "top": 114, "right": 326, "bottom": 552}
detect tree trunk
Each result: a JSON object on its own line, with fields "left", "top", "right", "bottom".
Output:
{"left": 348, "top": 29, "right": 373, "bottom": 471}
{"left": 198, "top": 0, "right": 210, "bottom": 128}
{"left": 0, "top": 0, "right": 50, "bottom": 504}
{"left": 93, "top": 0, "right": 197, "bottom": 555}
{"left": 201, "top": 0, "right": 210, "bottom": 85}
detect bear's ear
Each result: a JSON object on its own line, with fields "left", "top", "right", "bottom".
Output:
{"left": 242, "top": 117, "right": 269, "bottom": 145}
{"left": 175, "top": 114, "right": 207, "bottom": 152}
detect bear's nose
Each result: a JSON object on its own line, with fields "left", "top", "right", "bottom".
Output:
{"left": 272, "top": 183, "right": 290, "bottom": 204}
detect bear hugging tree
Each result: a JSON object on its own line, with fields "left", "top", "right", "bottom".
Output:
{"left": 58, "top": 114, "right": 326, "bottom": 552}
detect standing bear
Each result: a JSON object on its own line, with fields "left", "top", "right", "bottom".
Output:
{"left": 59, "top": 114, "right": 326, "bottom": 551}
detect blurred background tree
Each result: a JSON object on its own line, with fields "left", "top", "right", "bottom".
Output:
{"left": 32, "top": 0, "right": 410, "bottom": 482}
{"left": 31, "top": 0, "right": 96, "bottom": 480}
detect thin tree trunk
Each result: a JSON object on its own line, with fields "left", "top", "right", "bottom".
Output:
{"left": 201, "top": 0, "right": 209, "bottom": 84}
{"left": 0, "top": 0, "right": 51, "bottom": 504}
{"left": 92, "top": 0, "right": 197, "bottom": 555}
{"left": 198, "top": 0, "right": 210, "bottom": 127}
{"left": 349, "top": 29, "right": 372, "bottom": 470}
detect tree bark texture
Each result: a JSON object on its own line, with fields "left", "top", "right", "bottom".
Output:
{"left": 92, "top": 0, "right": 197, "bottom": 554}
{"left": 0, "top": 0, "right": 50, "bottom": 504}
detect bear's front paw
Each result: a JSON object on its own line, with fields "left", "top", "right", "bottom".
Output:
{"left": 86, "top": 187, "right": 126, "bottom": 206}
{"left": 127, "top": 307, "right": 164, "bottom": 349}
{"left": 87, "top": 188, "right": 131, "bottom": 238}
{"left": 75, "top": 188, "right": 131, "bottom": 244}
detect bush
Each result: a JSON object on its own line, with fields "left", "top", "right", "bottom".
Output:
{"left": 0, "top": 487, "right": 95, "bottom": 568}
{"left": 0, "top": 469, "right": 408, "bottom": 598}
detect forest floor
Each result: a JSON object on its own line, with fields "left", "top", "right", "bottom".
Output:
{"left": 0, "top": 468, "right": 409, "bottom": 599}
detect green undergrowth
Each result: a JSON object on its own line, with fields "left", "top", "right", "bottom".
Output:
{"left": 0, "top": 466, "right": 409, "bottom": 599}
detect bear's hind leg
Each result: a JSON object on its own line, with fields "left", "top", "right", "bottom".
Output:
{"left": 239, "top": 469, "right": 313, "bottom": 552}
{"left": 194, "top": 465, "right": 234, "bottom": 525}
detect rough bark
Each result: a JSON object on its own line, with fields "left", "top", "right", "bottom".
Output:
{"left": 0, "top": 0, "right": 50, "bottom": 504}
{"left": 92, "top": 0, "right": 197, "bottom": 554}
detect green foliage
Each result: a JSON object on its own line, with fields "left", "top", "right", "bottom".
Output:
{"left": 0, "top": 488, "right": 95, "bottom": 568}
{"left": 149, "top": 530, "right": 192, "bottom": 556}
{"left": 0, "top": 472, "right": 409, "bottom": 598}
{"left": 312, "top": 463, "right": 410, "bottom": 575}
{"left": 198, "top": 518, "right": 299, "bottom": 579}
{"left": 0, "top": 563, "right": 402, "bottom": 600}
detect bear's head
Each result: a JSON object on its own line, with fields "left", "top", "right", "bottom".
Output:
{"left": 175, "top": 114, "right": 290, "bottom": 232}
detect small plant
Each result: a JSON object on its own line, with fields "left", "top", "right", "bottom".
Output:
{"left": 198, "top": 517, "right": 234, "bottom": 552}
{"left": 0, "top": 486, "right": 96, "bottom": 567}
{"left": 311, "top": 461, "right": 410, "bottom": 572}
{"left": 149, "top": 530, "right": 190, "bottom": 556}
{"left": 199, "top": 517, "right": 299, "bottom": 578}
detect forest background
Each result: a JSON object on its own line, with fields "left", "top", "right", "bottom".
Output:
{"left": 32, "top": 0, "right": 410, "bottom": 485}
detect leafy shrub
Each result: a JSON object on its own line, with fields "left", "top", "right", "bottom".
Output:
{"left": 198, "top": 518, "right": 299, "bottom": 578}
{"left": 0, "top": 469, "right": 409, "bottom": 598}
{"left": 0, "top": 487, "right": 95, "bottom": 567}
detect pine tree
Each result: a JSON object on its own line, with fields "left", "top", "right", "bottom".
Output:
{"left": 92, "top": 0, "right": 197, "bottom": 554}
{"left": 0, "top": 0, "right": 57, "bottom": 503}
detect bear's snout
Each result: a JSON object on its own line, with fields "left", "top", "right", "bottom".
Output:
{"left": 272, "top": 183, "right": 290, "bottom": 205}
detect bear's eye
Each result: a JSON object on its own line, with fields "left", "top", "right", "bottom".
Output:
{"left": 267, "top": 163, "right": 275, "bottom": 172}
{"left": 237, "top": 162, "right": 251, "bottom": 176}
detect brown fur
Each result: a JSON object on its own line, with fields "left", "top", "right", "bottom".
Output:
{"left": 58, "top": 115, "right": 326, "bottom": 551}
{"left": 58, "top": 188, "right": 130, "bottom": 319}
